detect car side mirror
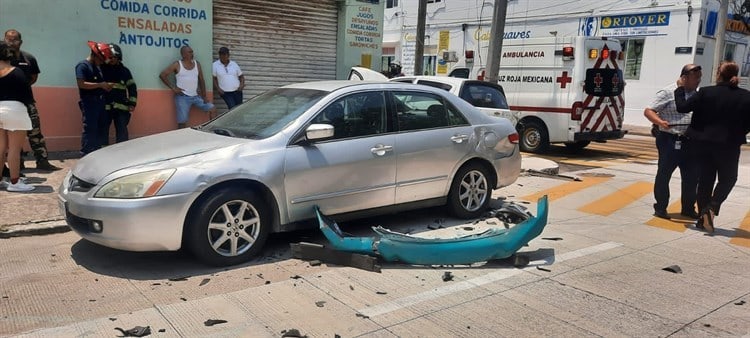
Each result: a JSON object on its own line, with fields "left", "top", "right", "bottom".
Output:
{"left": 306, "top": 123, "right": 334, "bottom": 141}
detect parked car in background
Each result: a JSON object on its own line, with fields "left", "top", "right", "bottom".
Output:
{"left": 350, "top": 67, "right": 516, "bottom": 125}
{"left": 59, "top": 80, "right": 521, "bottom": 266}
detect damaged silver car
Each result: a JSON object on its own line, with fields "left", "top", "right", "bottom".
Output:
{"left": 59, "top": 81, "right": 521, "bottom": 266}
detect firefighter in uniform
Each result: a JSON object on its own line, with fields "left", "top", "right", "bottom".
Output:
{"left": 100, "top": 43, "right": 137, "bottom": 144}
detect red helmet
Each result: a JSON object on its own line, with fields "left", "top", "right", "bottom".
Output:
{"left": 87, "top": 41, "right": 113, "bottom": 63}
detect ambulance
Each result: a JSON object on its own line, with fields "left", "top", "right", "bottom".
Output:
{"left": 449, "top": 36, "right": 626, "bottom": 153}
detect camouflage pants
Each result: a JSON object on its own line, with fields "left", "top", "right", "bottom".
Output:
{"left": 26, "top": 103, "right": 49, "bottom": 160}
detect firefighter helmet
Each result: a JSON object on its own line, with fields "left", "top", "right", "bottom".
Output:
{"left": 108, "top": 43, "right": 123, "bottom": 61}
{"left": 87, "top": 41, "right": 113, "bottom": 63}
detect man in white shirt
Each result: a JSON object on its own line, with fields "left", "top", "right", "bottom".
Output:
{"left": 212, "top": 47, "right": 245, "bottom": 110}
{"left": 159, "top": 46, "right": 215, "bottom": 129}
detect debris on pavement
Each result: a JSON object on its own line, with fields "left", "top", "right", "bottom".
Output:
{"left": 662, "top": 265, "right": 682, "bottom": 274}
{"left": 168, "top": 276, "right": 189, "bottom": 282}
{"left": 542, "top": 237, "right": 563, "bottom": 241}
{"left": 315, "top": 196, "right": 549, "bottom": 265}
{"left": 309, "top": 259, "right": 322, "bottom": 266}
{"left": 735, "top": 300, "right": 746, "bottom": 305}
{"left": 376, "top": 291, "right": 387, "bottom": 295}
{"left": 536, "top": 266, "right": 551, "bottom": 272}
{"left": 315, "top": 301, "right": 326, "bottom": 307}
{"left": 523, "top": 169, "right": 581, "bottom": 181}
{"left": 281, "top": 328, "right": 308, "bottom": 337}
{"left": 290, "top": 242, "right": 382, "bottom": 272}
{"left": 442, "top": 271, "right": 454, "bottom": 282}
{"left": 356, "top": 313, "right": 370, "bottom": 319}
{"left": 199, "top": 278, "right": 210, "bottom": 286}
{"left": 114, "top": 326, "right": 151, "bottom": 337}
{"left": 204, "top": 319, "right": 228, "bottom": 326}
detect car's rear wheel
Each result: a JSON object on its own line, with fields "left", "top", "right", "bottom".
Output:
{"left": 185, "top": 187, "right": 270, "bottom": 266}
{"left": 519, "top": 120, "right": 549, "bottom": 153}
{"left": 448, "top": 163, "right": 492, "bottom": 219}
{"left": 564, "top": 140, "right": 590, "bottom": 151}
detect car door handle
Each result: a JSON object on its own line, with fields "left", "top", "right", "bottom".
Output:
{"left": 451, "top": 134, "right": 469, "bottom": 144}
{"left": 371, "top": 144, "right": 393, "bottom": 156}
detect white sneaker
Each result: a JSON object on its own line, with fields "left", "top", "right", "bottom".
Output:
{"left": 6, "top": 180, "right": 35, "bottom": 192}
{"left": 0, "top": 177, "right": 7, "bottom": 188}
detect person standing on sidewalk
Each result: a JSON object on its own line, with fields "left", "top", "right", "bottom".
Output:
{"left": 76, "top": 41, "right": 113, "bottom": 156}
{"left": 643, "top": 64, "right": 702, "bottom": 220}
{"left": 212, "top": 46, "right": 245, "bottom": 110}
{"left": 674, "top": 61, "right": 750, "bottom": 233}
{"left": 3, "top": 29, "right": 61, "bottom": 171}
{"left": 0, "top": 41, "right": 35, "bottom": 192}
{"left": 159, "top": 45, "right": 215, "bottom": 129}
{"left": 100, "top": 43, "right": 137, "bottom": 144}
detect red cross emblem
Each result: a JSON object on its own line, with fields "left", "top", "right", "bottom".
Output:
{"left": 593, "top": 73, "right": 603, "bottom": 88}
{"left": 612, "top": 73, "right": 619, "bottom": 87}
{"left": 556, "top": 71, "right": 572, "bottom": 89}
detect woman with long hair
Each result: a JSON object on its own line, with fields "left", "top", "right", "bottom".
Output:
{"left": 674, "top": 61, "right": 750, "bottom": 233}
{"left": 0, "top": 41, "right": 35, "bottom": 192}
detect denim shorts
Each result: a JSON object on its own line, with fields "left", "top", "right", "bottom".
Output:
{"left": 175, "top": 94, "right": 215, "bottom": 123}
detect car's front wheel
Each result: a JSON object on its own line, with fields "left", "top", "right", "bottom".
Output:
{"left": 448, "top": 163, "right": 492, "bottom": 219}
{"left": 185, "top": 187, "right": 270, "bottom": 266}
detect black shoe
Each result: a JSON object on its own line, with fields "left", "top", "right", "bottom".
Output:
{"left": 1, "top": 165, "right": 8, "bottom": 177}
{"left": 700, "top": 208, "right": 715, "bottom": 233}
{"left": 680, "top": 210, "right": 700, "bottom": 219}
{"left": 654, "top": 209, "right": 669, "bottom": 219}
{"left": 36, "top": 159, "right": 62, "bottom": 171}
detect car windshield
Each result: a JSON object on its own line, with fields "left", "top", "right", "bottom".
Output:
{"left": 201, "top": 87, "right": 328, "bottom": 138}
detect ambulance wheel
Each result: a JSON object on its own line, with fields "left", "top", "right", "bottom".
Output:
{"left": 564, "top": 141, "right": 590, "bottom": 151}
{"left": 519, "top": 120, "right": 549, "bottom": 153}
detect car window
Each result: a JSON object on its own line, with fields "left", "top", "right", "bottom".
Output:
{"left": 448, "top": 68, "right": 470, "bottom": 78}
{"left": 206, "top": 88, "right": 327, "bottom": 138}
{"left": 392, "top": 91, "right": 468, "bottom": 131}
{"left": 415, "top": 80, "right": 453, "bottom": 92}
{"left": 459, "top": 84, "right": 509, "bottom": 109}
{"left": 311, "top": 91, "right": 387, "bottom": 139}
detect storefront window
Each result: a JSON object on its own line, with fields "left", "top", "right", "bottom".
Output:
{"left": 724, "top": 42, "right": 736, "bottom": 62}
{"left": 386, "top": 0, "right": 398, "bottom": 8}
{"left": 382, "top": 55, "right": 397, "bottom": 72}
{"left": 622, "top": 39, "right": 645, "bottom": 80}
{"left": 423, "top": 55, "right": 436, "bottom": 75}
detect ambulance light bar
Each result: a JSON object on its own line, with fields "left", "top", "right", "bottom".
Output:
{"left": 562, "top": 47, "right": 574, "bottom": 60}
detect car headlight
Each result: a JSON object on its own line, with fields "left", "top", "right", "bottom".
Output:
{"left": 95, "top": 169, "right": 176, "bottom": 199}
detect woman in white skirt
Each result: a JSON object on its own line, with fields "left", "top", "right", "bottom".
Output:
{"left": 0, "top": 41, "right": 35, "bottom": 192}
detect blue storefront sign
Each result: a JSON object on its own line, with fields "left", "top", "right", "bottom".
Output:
{"left": 600, "top": 12, "right": 670, "bottom": 29}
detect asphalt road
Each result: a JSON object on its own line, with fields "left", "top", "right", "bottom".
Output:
{"left": 2, "top": 141, "right": 749, "bottom": 336}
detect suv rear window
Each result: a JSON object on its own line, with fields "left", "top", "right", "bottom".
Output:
{"left": 448, "top": 68, "right": 470, "bottom": 79}
{"left": 584, "top": 68, "right": 624, "bottom": 97}
{"left": 459, "top": 83, "right": 509, "bottom": 109}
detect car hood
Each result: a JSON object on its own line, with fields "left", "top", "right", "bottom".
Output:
{"left": 73, "top": 128, "right": 247, "bottom": 183}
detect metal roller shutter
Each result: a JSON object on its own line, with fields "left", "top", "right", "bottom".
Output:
{"left": 213, "top": 0, "right": 339, "bottom": 111}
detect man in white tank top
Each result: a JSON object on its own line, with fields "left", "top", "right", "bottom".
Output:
{"left": 159, "top": 46, "right": 215, "bottom": 129}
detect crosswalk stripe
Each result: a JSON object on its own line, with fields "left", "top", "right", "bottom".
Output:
{"left": 729, "top": 211, "right": 750, "bottom": 248}
{"left": 522, "top": 176, "right": 611, "bottom": 202}
{"left": 645, "top": 201, "right": 692, "bottom": 232}
{"left": 577, "top": 181, "right": 653, "bottom": 216}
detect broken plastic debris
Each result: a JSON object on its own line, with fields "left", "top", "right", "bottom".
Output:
{"left": 536, "top": 266, "right": 551, "bottom": 272}
{"left": 315, "top": 301, "right": 326, "bottom": 307}
{"left": 168, "top": 277, "right": 188, "bottom": 282}
{"left": 199, "top": 278, "right": 210, "bottom": 286}
{"left": 662, "top": 265, "right": 682, "bottom": 274}
{"left": 114, "top": 326, "right": 151, "bottom": 337}
{"left": 442, "top": 271, "right": 454, "bottom": 281}
{"left": 204, "top": 319, "right": 227, "bottom": 326}
{"left": 281, "top": 328, "right": 308, "bottom": 338}
{"left": 735, "top": 300, "right": 746, "bottom": 305}
{"left": 542, "top": 237, "right": 563, "bottom": 241}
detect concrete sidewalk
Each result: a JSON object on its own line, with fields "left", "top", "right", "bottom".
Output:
{"left": 0, "top": 152, "right": 559, "bottom": 238}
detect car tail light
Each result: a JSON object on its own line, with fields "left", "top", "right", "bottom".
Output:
{"left": 477, "top": 69, "right": 485, "bottom": 81}
{"left": 508, "top": 132, "right": 519, "bottom": 144}
{"left": 562, "top": 46, "right": 574, "bottom": 60}
{"left": 571, "top": 101, "right": 583, "bottom": 120}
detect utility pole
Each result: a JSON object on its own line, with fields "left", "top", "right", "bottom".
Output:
{"left": 486, "top": 0, "right": 508, "bottom": 83}
{"left": 415, "top": 0, "right": 427, "bottom": 76}
{"left": 713, "top": 0, "right": 728, "bottom": 83}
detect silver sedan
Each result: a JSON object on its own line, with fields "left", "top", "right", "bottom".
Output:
{"left": 59, "top": 81, "right": 521, "bottom": 266}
